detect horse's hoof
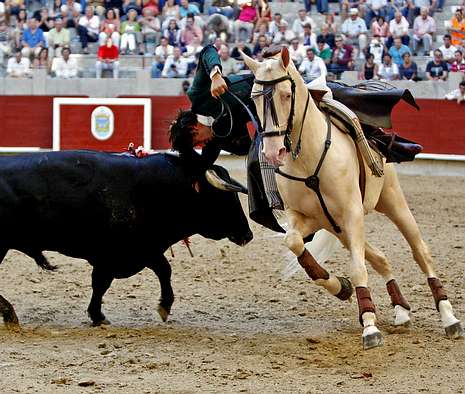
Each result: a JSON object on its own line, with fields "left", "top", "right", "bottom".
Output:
{"left": 445, "top": 321, "right": 464, "bottom": 339}
{"left": 335, "top": 276, "right": 353, "bottom": 301}
{"left": 362, "top": 328, "right": 384, "bottom": 350}
{"left": 157, "top": 305, "right": 170, "bottom": 322}
{"left": 393, "top": 305, "right": 411, "bottom": 327}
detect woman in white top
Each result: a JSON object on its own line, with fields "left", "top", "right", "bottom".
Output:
{"left": 377, "top": 53, "right": 399, "bottom": 81}
{"left": 162, "top": 0, "right": 180, "bottom": 30}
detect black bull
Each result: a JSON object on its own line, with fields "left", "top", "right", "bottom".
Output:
{"left": 0, "top": 150, "right": 252, "bottom": 326}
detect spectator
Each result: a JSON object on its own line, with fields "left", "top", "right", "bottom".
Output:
{"left": 324, "top": 14, "right": 338, "bottom": 34}
{"left": 359, "top": 52, "right": 378, "bottom": 80}
{"left": 272, "top": 22, "right": 295, "bottom": 45}
{"left": 22, "top": 18, "right": 45, "bottom": 60}
{"left": 386, "top": 11, "right": 409, "bottom": 48}
{"left": 7, "top": 49, "right": 31, "bottom": 77}
{"left": 234, "top": 0, "right": 257, "bottom": 42}
{"left": 252, "top": 33, "right": 268, "bottom": 58}
{"left": 254, "top": 0, "right": 271, "bottom": 33}
{"left": 33, "top": 47, "right": 50, "bottom": 71}
{"left": 99, "top": 8, "right": 120, "bottom": 47}
{"left": 408, "top": 0, "right": 435, "bottom": 27}
{"left": 142, "top": 0, "right": 160, "bottom": 16}
{"left": 163, "top": 19, "right": 181, "bottom": 47}
{"left": 289, "top": 38, "right": 306, "bottom": 66}
{"left": 96, "top": 37, "right": 119, "bottom": 78}
{"left": 314, "top": 37, "right": 332, "bottom": 64}
{"left": 399, "top": 52, "right": 418, "bottom": 80}
{"left": 179, "top": 0, "right": 199, "bottom": 18}
{"left": 78, "top": 6, "right": 100, "bottom": 54}
{"left": 364, "top": 0, "right": 388, "bottom": 28}
{"left": 292, "top": 9, "right": 316, "bottom": 37}
{"left": 340, "top": 0, "right": 365, "bottom": 23}
{"left": 33, "top": 7, "right": 54, "bottom": 33}
{"left": 438, "top": 34, "right": 457, "bottom": 66}
{"left": 301, "top": 23, "right": 317, "bottom": 49}
{"left": 120, "top": 9, "right": 141, "bottom": 54}
{"left": 139, "top": 7, "right": 161, "bottom": 50}
{"left": 371, "top": 16, "right": 388, "bottom": 41}
{"left": 445, "top": 80, "right": 465, "bottom": 103}
{"left": 59, "top": 3, "right": 82, "bottom": 29}
{"left": 299, "top": 47, "right": 327, "bottom": 82}
{"left": 368, "top": 34, "right": 384, "bottom": 65}
{"left": 388, "top": 36, "right": 411, "bottom": 66}
{"left": 162, "top": 0, "right": 180, "bottom": 22}
{"left": 152, "top": 36, "right": 173, "bottom": 76}
{"left": 0, "top": 19, "right": 13, "bottom": 65}
{"left": 377, "top": 53, "right": 399, "bottom": 80}
{"left": 317, "top": 24, "right": 335, "bottom": 48}
{"left": 51, "top": 47, "right": 78, "bottom": 78}
{"left": 426, "top": 49, "right": 448, "bottom": 81}
{"left": 123, "top": 0, "right": 142, "bottom": 16}
{"left": 448, "top": 8, "right": 465, "bottom": 47}
{"left": 268, "top": 13, "right": 285, "bottom": 36}
{"left": 48, "top": 17, "right": 70, "bottom": 58}
{"left": 206, "top": 13, "right": 232, "bottom": 42}
{"left": 181, "top": 13, "right": 203, "bottom": 46}
{"left": 161, "top": 46, "right": 188, "bottom": 77}
{"left": 412, "top": 7, "right": 436, "bottom": 56}
{"left": 451, "top": 50, "right": 465, "bottom": 73}
{"left": 13, "top": 9, "right": 28, "bottom": 49}
{"left": 328, "top": 35, "right": 353, "bottom": 76}
{"left": 341, "top": 8, "right": 368, "bottom": 58}
{"left": 208, "top": 0, "right": 236, "bottom": 18}
{"left": 219, "top": 44, "right": 239, "bottom": 76}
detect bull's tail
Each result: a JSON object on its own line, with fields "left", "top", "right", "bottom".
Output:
{"left": 282, "top": 229, "right": 340, "bottom": 279}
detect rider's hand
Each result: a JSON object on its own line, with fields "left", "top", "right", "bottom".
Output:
{"left": 211, "top": 73, "right": 228, "bottom": 99}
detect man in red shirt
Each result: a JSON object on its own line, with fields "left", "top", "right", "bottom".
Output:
{"left": 96, "top": 37, "right": 119, "bottom": 78}
{"left": 451, "top": 50, "right": 465, "bottom": 73}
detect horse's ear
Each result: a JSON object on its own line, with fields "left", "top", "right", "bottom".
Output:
{"left": 240, "top": 49, "right": 259, "bottom": 73}
{"left": 280, "top": 46, "right": 290, "bottom": 69}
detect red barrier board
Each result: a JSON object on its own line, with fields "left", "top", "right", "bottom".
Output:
{"left": 53, "top": 98, "right": 151, "bottom": 152}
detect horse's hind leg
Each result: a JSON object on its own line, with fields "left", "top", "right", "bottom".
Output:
{"left": 285, "top": 209, "right": 353, "bottom": 301}
{"left": 0, "top": 248, "right": 19, "bottom": 327}
{"left": 376, "top": 166, "right": 463, "bottom": 338}
{"left": 365, "top": 241, "right": 411, "bottom": 326}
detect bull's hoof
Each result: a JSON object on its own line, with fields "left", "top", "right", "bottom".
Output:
{"left": 92, "top": 318, "right": 111, "bottom": 327}
{"left": 335, "top": 276, "right": 353, "bottom": 301}
{"left": 445, "top": 321, "right": 464, "bottom": 339}
{"left": 3, "top": 309, "right": 19, "bottom": 326}
{"left": 157, "top": 305, "right": 170, "bottom": 322}
{"left": 362, "top": 327, "right": 384, "bottom": 350}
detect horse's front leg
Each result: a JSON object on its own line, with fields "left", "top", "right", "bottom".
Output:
{"left": 339, "top": 208, "right": 383, "bottom": 350}
{"left": 285, "top": 209, "right": 353, "bottom": 301}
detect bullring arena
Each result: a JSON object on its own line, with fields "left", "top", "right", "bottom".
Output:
{"left": 1, "top": 0, "right": 465, "bottom": 390}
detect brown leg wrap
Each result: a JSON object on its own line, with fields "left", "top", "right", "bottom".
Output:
{"left": 297, "top": 248, "right": 330, "bottom": 281}
{"left": 335, "top": 276, "right": 353, "bottom": 301}
{"left": 356, "top": 287, "right": 376, "bottom": 326}
{"left": 428, "top": 277, "right": 448, "bottom": 311}
{"left": 386, "top": 279, "right": 411, "bottom": 310}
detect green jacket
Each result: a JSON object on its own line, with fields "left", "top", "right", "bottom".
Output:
{"left": 187, "top": 44, "right": 254, "bottom": 118}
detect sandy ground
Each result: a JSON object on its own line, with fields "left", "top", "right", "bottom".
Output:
{"left": 1, "top": 171, "right": 465, "bottom": 394}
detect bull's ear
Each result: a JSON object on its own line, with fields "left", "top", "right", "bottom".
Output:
{"left": 280, "top": 46, "right": 290, "bottom": 69}
{"left": 192, "top": 181, "right": 200, "bottom": 193}
{"left": 240, "top": 49, "right": 259, "bottom": 74}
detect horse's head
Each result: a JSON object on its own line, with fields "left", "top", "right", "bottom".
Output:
{"left": 242, "top": 46, "right": 296, "bottom": 166}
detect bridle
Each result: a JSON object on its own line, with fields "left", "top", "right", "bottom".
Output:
{"left": 252, "top": 73, "right": 310, "bottom": 161}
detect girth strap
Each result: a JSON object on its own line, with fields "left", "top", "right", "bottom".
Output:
{"left": 275, "top": 112, "right": 342, "bottom": 234}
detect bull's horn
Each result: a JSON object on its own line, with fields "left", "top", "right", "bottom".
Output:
{"left": 205, "top": 169, "right": 248, "bottom": 194}
{"left": 239, "top": 49, "right": 259, "bottom": 74}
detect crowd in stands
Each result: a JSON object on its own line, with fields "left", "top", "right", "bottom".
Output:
{"left": 0, "top": 0, "right": 463, "bottom": 94}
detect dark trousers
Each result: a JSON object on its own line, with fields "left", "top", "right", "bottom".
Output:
{"left": 77, "top": 25, "right": 98, "bottom": 49}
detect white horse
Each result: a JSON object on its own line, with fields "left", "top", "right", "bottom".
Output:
{"left": 241, "top": 47, "right": 463, "bottom": 350}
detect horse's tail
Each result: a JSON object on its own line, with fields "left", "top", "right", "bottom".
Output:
{"left": 282, "top": 229, "right": 340, "bottom": 279}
